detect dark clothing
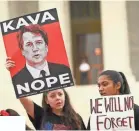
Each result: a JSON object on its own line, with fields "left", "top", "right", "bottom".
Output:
{"left": 28, "top": 103, "right": 86, "bottom": 130}
{"left": 134, "top": 104, "right": 139, "bottom": 130}
{"left": 87, "top": 104, "right": 139, "bottom": 130}
{"left": 12, "top": 62, "right": 74, "bottom": 98}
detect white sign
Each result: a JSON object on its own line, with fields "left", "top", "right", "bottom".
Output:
{"left": 0, "top": 116, "right": 25, "bottom": 131}
{"left": 90, "top": 95, "right": 135, "bottom": 131}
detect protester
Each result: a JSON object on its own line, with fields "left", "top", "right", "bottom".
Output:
{"left": 6, "top": 56, "right": 86, "bottom": 130}
{"left": 87, "top": 70, "right": 139, "bottom": 130}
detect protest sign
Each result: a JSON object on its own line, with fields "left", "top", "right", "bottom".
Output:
{"left": 0, "top": 8, "right": 74, "bottom": 98}
{"left": 0, "top": 116, "right": 25, "bottom": 131}
{"left": 90, "top": 95, "right": 135, "bottom": 131}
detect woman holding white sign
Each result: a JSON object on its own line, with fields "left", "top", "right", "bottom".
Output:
{"left": 5, "top": 59, "right": 86, "bottom": 130}
{"left": 87, "top": 70, "right": 139, "bottom": 130}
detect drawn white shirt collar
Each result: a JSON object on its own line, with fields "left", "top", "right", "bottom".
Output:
{"left": 26, "top": 61, "right": 50, "bottom": 79}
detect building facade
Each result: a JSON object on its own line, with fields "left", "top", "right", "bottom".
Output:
{"left": 0, "top": 0, "right": 139, "bottom": 128}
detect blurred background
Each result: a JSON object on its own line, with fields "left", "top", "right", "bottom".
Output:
{"left": 0, "top": 0, "right": 139, "bottom": 129}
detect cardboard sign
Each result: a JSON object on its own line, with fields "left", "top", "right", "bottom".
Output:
{"left": 90, "top": 95, "right": 135, "bottom": 131}
{"left": 0, "top": 8, "right": 74, "bottom": 98}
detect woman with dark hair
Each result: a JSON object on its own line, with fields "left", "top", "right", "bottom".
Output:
{"left": 0, "top": 109, "right": 33, "bottom": 130}
{"left": 5, "top": 55, "right": 86, "bottom": 129}
{"left": 87, "top": 70, "right": 139, "bottom": 130}
{"left": 28, "top": 89, "right": 86, "bottom": 130}
{"left": 3, "top": 89, "right": 85, "bottom": 130}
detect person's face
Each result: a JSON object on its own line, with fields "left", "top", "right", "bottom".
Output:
{"left": 45, "top": 89, "right": 65, "bottom": 111}
{"left": 21, "top": 32, "right": 48, "bottom": 65}
{"left": 98, "top": 75, "right": 121, "bottom": 96}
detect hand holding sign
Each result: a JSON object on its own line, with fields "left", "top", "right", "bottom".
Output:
{"left": 6, "top": 57, "right": 15, "bottom": 70}
{"left": 2, "top": 8, "right": 74, "bottom": 98}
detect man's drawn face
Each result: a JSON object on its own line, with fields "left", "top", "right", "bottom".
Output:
{"left": 21, "top": 32, "right": 48, "bottom": 66}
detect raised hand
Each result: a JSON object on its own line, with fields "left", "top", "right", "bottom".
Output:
{"left": 5, "top": 57, "right": 15, "bottom": 70}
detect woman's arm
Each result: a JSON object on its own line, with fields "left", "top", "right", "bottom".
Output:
{"left": 19, "top": 97, "right": 34, "bottom": 118}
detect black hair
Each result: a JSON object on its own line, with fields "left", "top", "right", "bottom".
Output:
{"left": 99, "top": 70, "right": 131, "bottom": 94}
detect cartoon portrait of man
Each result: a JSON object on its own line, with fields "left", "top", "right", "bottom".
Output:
{"left": 12, "top": 24, "right": 73, "bottom": 86}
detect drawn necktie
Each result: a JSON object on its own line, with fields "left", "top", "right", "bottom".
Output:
{"left": 40, "top": 70, "right": 46, "bottom": 77}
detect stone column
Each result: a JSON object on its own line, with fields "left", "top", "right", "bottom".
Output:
{"left": 100, "top": 1, "right": 135, "bottom": 85}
